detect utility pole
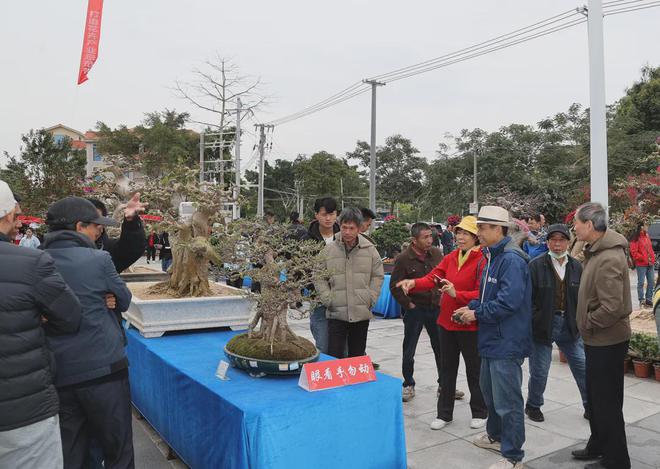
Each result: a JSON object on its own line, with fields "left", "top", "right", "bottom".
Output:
{"left": 340, "top": 178, "right": 345, "bottom": 209}
{"left": 587, "top": 0, "right": 609, "bottom": 215}
{"left": 470, "top": 148, "right": 479, "bottom": 215}
{"left": 199, "top": 132, "right": 205, "bottom": 183}
{"left": 234, "top": 98, "right": 242, "bottom": 217}
{"left": 255, "top": 124, "right": 273, "bottom": 219}
{"left": 363, "top": 79, "right": 385, "bottom": 214}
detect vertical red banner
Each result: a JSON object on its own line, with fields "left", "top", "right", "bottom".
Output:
{"left": 77, "top": 0, "right": 104, "bottom": 85}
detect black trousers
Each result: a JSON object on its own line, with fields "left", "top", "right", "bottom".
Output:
{"left": 585, "top": 341, "right": 630, "bottom": 469}
{"left": 401, "top": 305, "right": 442, "bottom": 387}
{"left": 328, "top": 319, "right": 370, "bottom": 358}
{"left": 57, "top": 370, "right": 135, "bottom": 469}
{"left": 437, "top": 326, "right": 487, "bottom": 421}
{"left": 146, "top": 246, "right": 157, "bottom": 261}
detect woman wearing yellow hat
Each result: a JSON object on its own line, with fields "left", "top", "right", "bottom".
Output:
{"left": 397, "top": 216, "right": 488, "bottom": 431}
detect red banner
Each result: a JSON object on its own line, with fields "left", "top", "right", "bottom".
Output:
{"left": 298, "top": 356, "right": 377, "bottom": 392}
{"left": 77, "top": 0, "right": 104, "bottom": 85}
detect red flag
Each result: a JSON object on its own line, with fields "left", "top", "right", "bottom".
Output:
{"left": 77, "top": 0, "right": 104, "bottom": 85}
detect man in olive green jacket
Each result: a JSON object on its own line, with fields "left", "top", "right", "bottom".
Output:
{"left": 316, "top": 207, "right": 384, "bottom": 359}
{"left": 571, "top": 202, "right": 632, "bottom": 469}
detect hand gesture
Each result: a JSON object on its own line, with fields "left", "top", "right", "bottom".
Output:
{"left": 396, "top": 279, "right": 415, "bottom": 295}
{"left": 440, "top": 279, "right": 456, "bottom": 298}
{"left": 105, "top": 293, "right": 117, "bottom": 310}
{"left": 454, "top": 306, "right": 476, "bottom": 324}
{"left": 124, "top": 192, "right": 148, "bottom": 221}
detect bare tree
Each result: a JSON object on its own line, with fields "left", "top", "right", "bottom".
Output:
{"left": 175, "top": 55, "right": 266, "bottom": 186}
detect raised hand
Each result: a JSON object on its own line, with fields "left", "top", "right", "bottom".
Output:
{"left": 124, "top": 192, "right": 148, "bottom": 221}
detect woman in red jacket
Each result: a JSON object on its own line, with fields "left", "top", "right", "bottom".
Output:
{"left": 630, "top": 223, "right": 656, "bottom": 308}
{"left": 397, "top": 216, "right": 487, "bottom": 431}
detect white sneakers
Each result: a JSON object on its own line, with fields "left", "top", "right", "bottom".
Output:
{"left": 430, "top": 417, "right": 487, "bottom": 430}
{"left": 430, "top": 418, "right": 450, "bottom": 430}
{"left": 470, "top": 418, "right": 488, "bottom": 429}
{"left": 473, "top": 433, "right": 502, "bottom": 452}
{"left": 488, "top": 458, "right": 523, "bottom": 469}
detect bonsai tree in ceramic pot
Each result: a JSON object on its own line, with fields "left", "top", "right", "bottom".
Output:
{"left": 221, "top": 219, "right": 330, "bottom": 373}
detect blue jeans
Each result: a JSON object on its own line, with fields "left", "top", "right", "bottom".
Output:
{"left": 310, "top": 305, "right": 329, "bottom": 354}
{"left": 161, "top": 258, "right": 172, "bottom": 272}
{"left": 636, "top": 266, "right": 655, "bottom": 303}
{"left": 527, "top": 314, "right": 587, "bottom": 410}
{"left": 480, "top": 357, "right": 525, "bottom": 462}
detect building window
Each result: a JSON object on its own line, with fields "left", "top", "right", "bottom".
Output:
{"left": 53, "top": 134, "right": 66, "bottom": 145}
{"left": 92, "top": 144, "right": 103, "bottom": 161}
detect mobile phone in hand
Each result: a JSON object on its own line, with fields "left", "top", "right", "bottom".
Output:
{"left": 452, "top": 312, "right": 464, "bottom": 324}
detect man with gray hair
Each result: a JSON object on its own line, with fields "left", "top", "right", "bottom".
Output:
{"left": 571, "top": 202, "right": 632, "bottom": 469}
{"left": 316, "top": 207, "right": 384, "bottom": 358}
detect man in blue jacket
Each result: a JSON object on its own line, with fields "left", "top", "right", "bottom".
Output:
{"left": 43, "top": 197, "right": 134, "bottom": 469}
{"left": 455, "top": 206, "right": 532, "bottom": 469}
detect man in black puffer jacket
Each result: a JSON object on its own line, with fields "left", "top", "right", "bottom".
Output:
{"left": 43, "top": 196, "right": 134, "bottom": 469}
{"left": 0, "top": 180, "right": 82, "bottom": 469}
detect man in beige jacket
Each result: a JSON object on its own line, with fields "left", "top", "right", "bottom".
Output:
{"left": 316, "top": 207, "right": 384, "bottom": 358}
{"left": 571, "top": 202, "right": 632, "bottom": 469}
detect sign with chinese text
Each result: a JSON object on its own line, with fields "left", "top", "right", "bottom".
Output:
{"left": 77, "top": 0, "right": 104, "bottom": 84}
{"left": 298, "top": 356, "right": 377, "bottom": 392}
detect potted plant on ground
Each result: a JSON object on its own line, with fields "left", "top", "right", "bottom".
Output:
{"left": 221, "top": 219, "right": 330, "bottom": 376}
{"left": 630, "top": 333, "right": 657, "bottom": 378}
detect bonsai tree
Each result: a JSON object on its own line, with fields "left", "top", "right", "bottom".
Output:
{"left": 91, "top": 164, "right": 234, "bottom": 297}
{"left": 371, "top": 218, "right": 409, "bottom": 258}
{"left": 222, "top": 220, "right": 330, "bottom": 361}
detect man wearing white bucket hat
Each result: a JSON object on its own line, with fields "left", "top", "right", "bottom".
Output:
{"left": 454, "top": 206, "right": 532, "bottom": 469}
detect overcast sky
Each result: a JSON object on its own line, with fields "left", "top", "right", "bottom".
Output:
{"left": 1, "top": 0, "right": 658, "bottom": 170}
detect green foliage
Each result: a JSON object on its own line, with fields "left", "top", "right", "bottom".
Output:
{"left": 347, "top": 134, "right": 427, "bottom": 214}
{"left": 629, "top": 332, "right": 660, "bottom": 362}
{"left": 0, "top": 129, "right": 86, "bottom": 216}
{"left": 371, "top": 219, "right": 410, "bottom": 258}
{"left": 95, "top": 109, "right": 199, "bottom": 177}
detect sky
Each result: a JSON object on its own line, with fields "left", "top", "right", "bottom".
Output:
{"left": 1, "top": 0, "right": 659, "bottom": 171}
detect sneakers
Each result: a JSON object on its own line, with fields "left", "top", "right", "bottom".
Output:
{"left": 402, "top": 386, "right": 415, "bottom": 402}
{"left": 437, "top": 386, "right": 465, "bottom": 400}
{"left": 473, "top": 433, "right": 501, "bottom": 453}
{"left": 470, "top": 418, "right": 488, "bottom": 429}
{"left": 430, "top": 418, "right": 450, "bottom": 430}
{"left": 488, "top": 458, "right": 523, "bottom": 469}
{"left": 525, "top": 406, "right": 544, "bottom": 422}
{"left": 644, "top": 299, "right": 653, "bottom": 307}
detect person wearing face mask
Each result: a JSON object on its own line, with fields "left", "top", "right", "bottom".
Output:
{"left": 525, "top": 224, "right": 587, "bottom": 424}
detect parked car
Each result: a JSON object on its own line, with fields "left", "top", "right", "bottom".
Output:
{"left": 649, "top": 221, "right": 660, "bottom": 270}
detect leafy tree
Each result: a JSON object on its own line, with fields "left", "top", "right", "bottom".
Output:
{"left": 347, "top": 135, "right": 427, "bottom": 214}
{"left": 95, "top": 109, "right": 199, "bottom": 177}
{"left": 0, "top": 129, "right": 85, "bottom": 216}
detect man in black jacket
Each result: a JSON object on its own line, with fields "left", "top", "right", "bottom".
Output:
{"left": 525, "top": 224, "right": 587, "bottom": 423}
{"left": 89, "top": 192, "right": 147, "bottom": 274}
{"left": 0, "top": 180, "right": 82, "bottom": 469}
{"left": 43, "top": 197, "right": 134, "bottom": 469}
{"left": 304, "top": 197, "right": 340, "bottom": 354}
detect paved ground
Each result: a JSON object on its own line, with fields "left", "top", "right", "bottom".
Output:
{"left": 128, "top": 258, "right": 659, "bottom": 468}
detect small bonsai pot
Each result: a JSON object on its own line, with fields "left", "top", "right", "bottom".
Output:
{"left": 632, "top": 359, "right": 652, "bottom": 379}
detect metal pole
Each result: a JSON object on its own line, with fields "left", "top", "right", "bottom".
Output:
{"left": 473, "top": 150, "right": 478, "bottom": 205}
{"left": 199, "top": 131, "right": 205, "bottom": 183}
{"left": 364, "top": 80, "right": 384, "bottom": 213}
{"left": 234, "top": 98, "right": 241, "bottom": 217}
{"left": 587, "top": 0, "right": 609, "bottom": 215}
{"left": 256, "top": 124, "right": 266, "bottom": 218}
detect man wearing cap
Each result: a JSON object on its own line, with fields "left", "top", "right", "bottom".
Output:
{"left": 42, "top": 197, "right": 134, "bottom": 469}
{"left": 525, "top": 224, "right": 587, "bottom": 423}
{"left": 0, "top": 181, "right": 82, "bottom": 469}
{"left": 454, "top": 206, "right": 532, "bottom": 469}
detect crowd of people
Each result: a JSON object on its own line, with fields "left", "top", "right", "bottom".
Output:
{"left": 1, "top": 174, "right": 657, "bottom": 469}
{"left": 305, "top": 195, "right": 654, "bottom": 469}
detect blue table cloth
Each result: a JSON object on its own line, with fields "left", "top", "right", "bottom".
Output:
{"left": 127, "top": 328, "right": 406, "bottom": 469}
{"left": 372, "top": 274, "right": 401, "bottom": 318}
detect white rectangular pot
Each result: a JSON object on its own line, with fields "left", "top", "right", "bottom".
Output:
{"left": 123, "top": 282, "right": 255, "bottom": 338}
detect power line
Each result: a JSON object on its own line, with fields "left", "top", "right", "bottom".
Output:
{"left": 265, "top": 2, "right": 658, "bottom": 127}
{"left": 603, "top": 0, "right": 660, "bottom": 15}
